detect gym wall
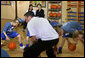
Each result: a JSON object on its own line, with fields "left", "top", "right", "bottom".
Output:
{"left": 1, "top": 1, "right": 15, "bottom": 20}
{"left": 1, "top": 1, "right": 67, "bottom": 21}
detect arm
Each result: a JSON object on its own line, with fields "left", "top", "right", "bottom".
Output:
{"left": 80, "top": 38, "right": 84, "bottom": 46}
{"left": 3, "top": 32, "right": 10, "bottom": 40}
{"left": 73, "top": 38, "right": 78, "bottom": 45}
{"left": 2, "top": 23, "right": 10, "bottom": 40}
{"left": 31, "top": 36, "right": 37, "bottom": 44}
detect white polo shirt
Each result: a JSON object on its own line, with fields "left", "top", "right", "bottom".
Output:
{"left": 27, "top": 17, "right": 59, "bottom": 41}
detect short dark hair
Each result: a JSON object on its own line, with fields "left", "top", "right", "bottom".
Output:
{"left": 37, "top": 3, "right": 42, "bottom": 7}
{"left": 29, "top": 4, "right": 33, "bottom": 10}
{"left": 29, "top": 4, "right": 33, "bottom": 7}
{"left": 24, "top": 11, "right": 34, "bottom": 17}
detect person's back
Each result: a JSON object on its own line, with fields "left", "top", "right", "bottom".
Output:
{"left": 27, "top": 17, "right": 59, "bottom": 41}
{"left": 61, "top": 21, "right": 81, "bottom": 34}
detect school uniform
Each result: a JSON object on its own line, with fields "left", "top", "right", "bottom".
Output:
{"left": 23, "top": 17, "right": 59, "bottom": 57}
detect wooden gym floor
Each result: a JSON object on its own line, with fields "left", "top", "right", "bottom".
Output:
{"left": 1, "top": 19, "right": 84, "bottom": 57}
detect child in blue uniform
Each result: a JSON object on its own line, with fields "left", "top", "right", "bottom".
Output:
{"left": 1, "top": 20, "right": 25, "bottom": 49}
{"left": 57, "top": 21, "right": 84, "bottom": 54}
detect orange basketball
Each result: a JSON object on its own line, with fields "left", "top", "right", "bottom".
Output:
{"left": 51, "top": 5, "right": 57, "bottom": 9}
{"left": 68, "top": 43, "right": 76, "bottom": 51}
{"left": 49, "top": 12, "right": 53, "bottom": 17}
{"left": 8, "top": 42, "right": 16, "bottom": 50}
{"left": 58, "top": 13, "right": 61, "bottom": 17}
{"left": 58, "top": 5, "right": 61, "bottom": 9}
{"left": 53, "top": 13, "right": 57, "bottom": 17}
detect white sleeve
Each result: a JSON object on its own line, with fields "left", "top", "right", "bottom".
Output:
{"left": 26, "top": 10, "right": 28, "bottom": 12}
{"left": 27, "top": 22, "right": 36, "bottom": 36}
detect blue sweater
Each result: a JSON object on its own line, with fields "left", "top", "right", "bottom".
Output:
{"left": 61, "top": 21, "right": 82, "bottom": 34}
{"left": 2, "top": 22, "right": 14, "bottom": 34}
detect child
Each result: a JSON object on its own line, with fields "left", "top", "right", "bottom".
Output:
{"left": 1, "top": 20, "right": 25, "bottom": 49}
{"left": 56, "top": 21, "right": 84, "bottom": 54}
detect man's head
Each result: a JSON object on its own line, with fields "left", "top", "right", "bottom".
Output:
{"left": 37, "top": 3, "right": 42, "bottom": 10}
{"left": 73, "top": 30, "right": 84, "bottom": 40}
{"left": 24, "top": 11, "right": 34, "bottom": 23}
{"left": 11, "top": 20, "right": 19, "bottom": 27}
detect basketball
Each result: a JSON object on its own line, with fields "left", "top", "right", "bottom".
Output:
{"left": 58, "top": 13, "right": 61, "bottom": 17}
{"left": 53, "top": 13, "right": 57, "bottom": 17}
{"left": 68, "top": 43, "right": 76, "bottom": 51}
{"left": 58, "top": 5, "right": 61, "bottom": 9}
{"left": 51, "top": 5, "right": 57, "bottom": 9}
{"left": 49, "top": 12, "right": 53, "bottom": 17}
{"left": 8, "top": 42, "right": 16, "bottom": 50}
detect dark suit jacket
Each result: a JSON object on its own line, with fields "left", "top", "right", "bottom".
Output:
{"left": 36, "top": 9, "right": 45, "bottom": 18}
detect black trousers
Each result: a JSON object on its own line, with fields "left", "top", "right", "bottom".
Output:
{"left": 23, "top": 38, "right": 59, "bottom": 57}
{"left": 23, "top": 21, "right": 27, "bottom": 30}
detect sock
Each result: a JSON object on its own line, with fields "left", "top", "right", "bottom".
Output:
{"left": 20, "top": 43, "right": 23, "bottom": 47}
{"left": 26, "top": 44, "right": 29, "bottom": 48}
{"left": 59, "top": 47, "right": 62, "bottom": 52}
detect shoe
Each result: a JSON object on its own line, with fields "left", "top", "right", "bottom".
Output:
{"left": 20, "top": 46, "right": 25, "bottom": 49}
{"left": 59, "top": 50, "right": 62, "bottom": 54}
{"left": 58, "top": 47, "right": 62, "bottom": 54}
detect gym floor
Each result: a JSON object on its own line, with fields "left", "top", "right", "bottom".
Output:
{"left": 1, "top": 19, "right": 84, "bottom": 57}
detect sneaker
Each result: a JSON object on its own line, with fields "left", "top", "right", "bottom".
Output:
{"left": 58, "top": 47, "right": 62, "bottom": 54}
{"left": 59, "top": 50, "right": 62, "bottom": 54}
{"left": 20, "top": 46, "right": 25, "bottom": 49}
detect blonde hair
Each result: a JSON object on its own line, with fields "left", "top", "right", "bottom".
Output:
{"left": 12, "top": 20, "right": 19, "bottom": 24}
{"left": 73, "top": 30, "right": 83, "bottom": 38}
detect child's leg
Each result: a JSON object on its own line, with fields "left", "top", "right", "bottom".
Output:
{"left": 73, "top": 38, "right": 78, "bottom": 45}
{"left": 80, "top": 39, "right": 84, "bottom": 46}
{"left": 16, "top": 34, "right": 25, "bottom": 49}
{"left": 66, "top": 38, "right": 71, "bottom": 45}
{"left": 17, "top": 34, "right": 22, "bottom": 43}
{"left": 58, "top": 29, "right": 65, "bottom": 53}
{"left": 26, "top": 36, "right": 29, "bottom": 47}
